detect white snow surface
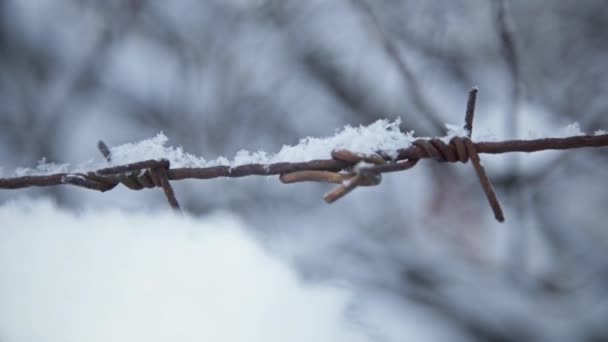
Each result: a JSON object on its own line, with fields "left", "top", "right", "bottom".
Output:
{"left": 554, "top": 122, "right": 585, "bottom": 138}
{"left": 440, "top": 123, "right": 470, "bottom": 143}
{"left": 0, "top": 199, "right": 374, "bottom": 342}
{"left": 13, "top": 158, "right": 71, "bottom": 177}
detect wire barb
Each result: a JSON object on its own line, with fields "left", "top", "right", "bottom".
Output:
{"left": 463, "top": 88, "right": 503, "bottom": 221}
{"left": 464, "top": 87, "right": 478, "bottom": 136}
{"left": 465, "top": 140, "right": 504, "bottom": 222}
{"left": 98, "top": 141, "right": 112, "bottom": 161}
{"left": 95, "top": 142, "right": 181, "bottom": 211}
{"left": 152, "top": 165, "right": 181, "bottom": 211}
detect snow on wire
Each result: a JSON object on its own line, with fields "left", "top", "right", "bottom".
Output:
{"left": 1, "top": 89, "right": 608, "bottom": 222}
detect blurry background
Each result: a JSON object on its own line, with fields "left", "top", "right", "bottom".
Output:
{"left": 1, "top": 0, "right": 608, "bottom": 340}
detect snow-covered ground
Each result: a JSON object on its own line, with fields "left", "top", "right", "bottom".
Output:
{"left": 0, "top": 199, "right": 376, "bottom": 342}
{"left": 2, "top": 198, "right": 607, "bottom": 342}
{"left": 0, "top": 199, "right": 463, "bottom": 342}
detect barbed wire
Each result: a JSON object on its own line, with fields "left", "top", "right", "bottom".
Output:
{"left": 1, "top": 89, "right": 607, "bottom": 221}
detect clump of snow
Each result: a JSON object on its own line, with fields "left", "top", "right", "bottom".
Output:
{"left": 14, "top": 158, "right": 70, "bottom": 177}
{"left": 438, "top": 123, "right": 470, "bottom": 143}
{"left": 109, "top": 133, "right": 210, "bottom": 168}
{"left": 526, "top": 122, "right": 586, "bottom": 139}
{"left": 0, "top": 199, "right": 372, "bottom": 342}
{"left": 265, "top": 119, "right": 414, "bottom": 162}
{"left": 232, "top": 149, "right": 270, "bottom": 165}
{"left": 556, "top": 122, "right": 585, "bottom": 137}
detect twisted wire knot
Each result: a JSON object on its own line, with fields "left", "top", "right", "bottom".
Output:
{"left": 112, "top": 162, "right": 171, "bottom": 191}
{"left": 93, "top": 141, "right": 181, "bottom": 210}
{"left": 412, "top": 137, "right": 473, "bottom": 164}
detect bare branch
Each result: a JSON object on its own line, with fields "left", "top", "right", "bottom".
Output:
{"left": 495, "top": 0, "right": 521, "bottom": 138}
{"left": 352, "top": 0, "right": 445, "bottom": 133}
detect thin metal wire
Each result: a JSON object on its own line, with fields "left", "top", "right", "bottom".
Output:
{"left": 2, "top": 90, "right": 608, "bottom": 221}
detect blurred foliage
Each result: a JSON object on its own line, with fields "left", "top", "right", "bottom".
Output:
{"left": 1, "top": 1, "right": 608, "bottom": 340}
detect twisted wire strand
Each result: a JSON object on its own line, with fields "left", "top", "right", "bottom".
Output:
{"left": 91, "top": 142, "right": 182, "bottom": 210}
{"left": 3, "top": 89, "right": 608, "bottom": 221}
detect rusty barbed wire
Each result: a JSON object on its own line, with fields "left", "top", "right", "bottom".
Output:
{"left": 1, "top": 89, "right": 607, "bottom": 221}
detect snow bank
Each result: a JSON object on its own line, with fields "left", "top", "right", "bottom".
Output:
{"left": 0, "top": 199, "right": 370, "bottom": 342}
